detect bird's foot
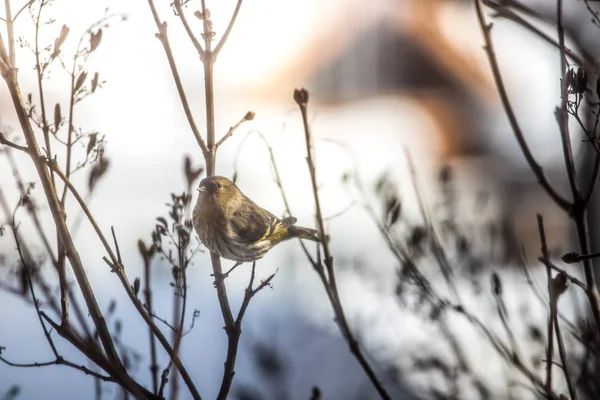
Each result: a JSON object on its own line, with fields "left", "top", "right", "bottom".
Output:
{"left": 211, "top": 261, "right": 243, "bottom": 286}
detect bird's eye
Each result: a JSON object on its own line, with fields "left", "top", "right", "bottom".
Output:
{"left": 217, "top": 183, "right": 223, "bottom": 189}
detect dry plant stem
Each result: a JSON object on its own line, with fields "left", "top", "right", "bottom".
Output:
{"left": 60, "top": 45, "right": 81, "bottom": 206}
{"left": 473, "top": 0, "right": 570, "bottom": 213}
{"left": 215, "top": 112, "right": 253, "bottom": 148}
{"left": 538, "top": 215, "right": 578, "bottom": 400}
{"left": 0, "top": 355, "right": 113, "bottom": 381}
{"left": 248, "top": 130, "right": 317, "bottom": 266}
{"left": 32, "top": 2, "right": 70, "bottom": 327}
{"left": 295, "top": 91, "right": 391, "bottom": 400}
{"left": 482, "top": 0, "right": 595, "bottom": 73}
{"left": 557, "top": 0, "right": 600, "bottom": 333}
{"left": 5, "top": 149, "right": 90, "bottom": 336}
{"left": 47, "top": 161, "right": 201, "bottom": 400}
{"left": 38, "top": 312, "right": 158, "bottom": 399}
{"left": 475, "top": 0, "right": 600, "bottom": 332}
{"left": 0, "top": 61, "right": 122, "bottom": 370}
{"left": 538, "top": 216, "right": 556, "bottom": 393}
{"left": 543, "top": 261, "right": 588, "bottom": 291}
{"left": 404, "top": 149, "right": 460, "bottom": 302}
{"left": 212, "top": 0, "right": 243, "bottom": 57}
{"left": 4, "top": 222, "right": 113, "bottom": 384}
{"left": 3, "top": 0, "right": 15, "bottom": 65}
{"left": 0, "top": 181, "right": 60, "bottom": 315}
{"left": 169, "top": 238, "right": 189, "bottom": 400}
{"left": 173, "top": 0, "right": 204, "bottom": 57}
{"left": 320, "top": 138, "right": 435, "bottom": 297}
{"left": 33, "top": 3, "right": 55, "bottom": 189}
{"left": 555, "top": 0, "right": 579, "bottom": 202}
{"left": 149, "top": 1, "right": 266, "bottom": 398}
{"left": 143, "top": 252, "right": 159, "bottom": 394}
{"left": 146, "top": 0, "right": 208, "bottom": 154}
{"left": 0, "top": 132, "right": 28, "bottom": 152}
{"left": 452, "top": 303, "right": 560, "bottom": 400}
{"left": 0, "top": 73, "right": 162, "bottom": 399}
{"left": 198, "top": 1, "right": 250, "bottom": 398}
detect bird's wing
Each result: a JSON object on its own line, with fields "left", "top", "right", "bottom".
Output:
{"left": 230, "top": 197, "right": 281, "bottom": 245}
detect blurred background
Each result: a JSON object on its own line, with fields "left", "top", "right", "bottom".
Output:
{"left": 1, "top": 0, "right": 599, "bottom": 398}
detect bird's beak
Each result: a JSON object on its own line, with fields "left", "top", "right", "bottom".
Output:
{"left": 197, "top": 186, "right": 206, "bottom": 193}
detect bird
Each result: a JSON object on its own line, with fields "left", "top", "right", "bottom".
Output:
{"left": 192, "top": 176, "right": 320, "bottom": 274}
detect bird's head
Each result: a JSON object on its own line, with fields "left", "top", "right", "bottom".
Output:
{"left": 197, "top": 176, "right": 240, "bottom": 202}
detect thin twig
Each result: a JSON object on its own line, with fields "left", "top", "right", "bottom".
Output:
{"left": 294, "top": 88, "right": 391, "bottom": 400}
{"left": 555, "top": 0, "right": 580, "bottom": 202}
{"left": 4, "top": 0, "right": 15, "bottom": 66}
{"left": 482, "top": 0, "right": 595, "bottom": 74}
{"left": 13, "top": 0, "right": 34, "bottom": 21}
{"left": 146, "top": 0, "right": 208, "bottom": 154}
{"left": 141, "top": 244, "right": 159, "bottom": 394}
{"left": 538, "top": 215, "right": 555, "bottom": 394}
{"left": 47, "top": 159, "right": 201, "bottom": 399}
{"left": 0, "top": 50, "right": 126, "bottom": 375}
{"left": 0, "top": 132, "right": 29, "bottom": 152}
{"left": 215, "top": 111, "right": 254, "bottom": 148}
{"left": 0, "top": 355, "right": 114, "bottom": 381}
{"left": 173, "top": 0, "right": 205, "bottom": 58}
{"left": 213, "top": 0, "right": 243, "bottom": 58}
{"left": 538, "top": 215, "right": 578, "bottom": 400}
{"left": 473, "top": 0, "right": 571, "bottom": 212}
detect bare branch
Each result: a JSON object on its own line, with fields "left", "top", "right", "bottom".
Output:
{"left": 0, "top": 132, "right": 29, "bottom": 153}
{"left": 146, "top": 0, "right": 209, "bottom": 155}
{"left": 294, "top": 88, "right": 391, "bottom": 400}
{"left": 538, "top": 214, "right": 578, "bottom": 400}
{"left": 47, "top": 158, "right": 201, "bottom": 399}
{"left": 213, "top": 0, "right": 243, "bottom": 58}
{"left": 215, "top": 111, "right": 254, "bottom": 148}
{"left": 473, "top": 0, "right": 571, "bottom": 212}
{"left": 13, "top": 0, "right": 35, "bottom": 21}
{"left": 4, "top": 0, "right": 15, "bottom": 66}
{"left": 173, "top": 0, "right": 205, "bottom": 59}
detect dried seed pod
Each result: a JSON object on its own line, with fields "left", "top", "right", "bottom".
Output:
{"left": 491, "top": 272, "right": 502, "bottom": 296}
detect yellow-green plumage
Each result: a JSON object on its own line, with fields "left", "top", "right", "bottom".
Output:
{"left": 192, "top": 176, "right": 319, "bottom": 263}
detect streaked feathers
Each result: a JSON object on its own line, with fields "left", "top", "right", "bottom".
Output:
{"left": 193, "top": 176, "right": 319, "bottom": 263}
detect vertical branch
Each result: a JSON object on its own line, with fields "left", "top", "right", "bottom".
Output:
{"left": 4, "top": 0, "right": 15, "bottom": 66}
{"left": 33, "top": 4, "right": 55, "bottom": 188}
{"left": 294, "top": 88, "right": 391, "bottom": 400}
{"left": 473, "top": 0, "right": 571, "bottom": 212}
{"left": 474, "top": 0, "right": 600, "bottom": 333}
{"left": 555, "top": 0, "right": 579, "bottom": 200}
{"left": 146, "top": 0, "right": 208, "bottom": 154}
{"left": 539, "top": 215, "right": 578, "bottom": 399}
{"left": 170, "top": 231, "right": 189, "bottom": 400}
{"left": 140, "top": 241, "right": 159, "bottom": 394}
{"left": 0, "top": 38, "right": 122, "bottom": 372}
{"left": 538, "top": 215, "right": 555, "bottom": 393}
{"left": 49, "top": 162, "right": 201, "bottom": 399}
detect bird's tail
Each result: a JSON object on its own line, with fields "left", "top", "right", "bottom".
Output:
{"left": 288, "top": 225, "right": 320, "bottom": 242}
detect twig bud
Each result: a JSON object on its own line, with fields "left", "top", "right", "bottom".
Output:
{"left": 53, "top": 103, "right": 62, "bottom": 132}
{"left": 561, "top": 252, "right": 580, "bottom": 264}
{"left": 74, "top": 71, "right": 88, "bottom": 92}
{"left": 90, "top": 29, "right": 103, "bottom": 52}
{"left": 551, "top": 272, "right": 568, "bottom": 299}
{"left": 491, "top": 272, "right": 502, "bottom": 296}
{"left": 293, "top": 88, "right": 309, "bottom": 105}
{"left": 91, "top": 72, "right": 99, "bottom": 93}
{"left": 51, "top": 25, "right": 70, "bottom": 59}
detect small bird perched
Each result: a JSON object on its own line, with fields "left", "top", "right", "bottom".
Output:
{"left": 193, "top": 176, "right": 319, "bottom": 269}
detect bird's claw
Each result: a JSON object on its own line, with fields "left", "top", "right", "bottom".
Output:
{"left": 211, "top": 261, "right": 243, "bottom": 286}
{"left": 212, "top": 272, "right": 229, "bottom": 287}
